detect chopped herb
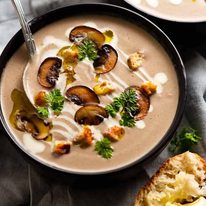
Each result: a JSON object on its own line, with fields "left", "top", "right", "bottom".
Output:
{"left": 169, "top": 127, "right": 201, "bottom": 154}
{"left": 105, "top": 89, "right": 138, "bottom": 128}
{"left": 95, "top": 138, "right": 113, "bottom": 159}
{"left": 105, "top": 104, "right": 118, "bottom": 118}
{"left": 36, "top": 89, "right": 64, "bottom": 117}
{"left": 78, "top": 39, "right": 98, "bottom": 61}
{"left": 37, "top": 106, "right": 49, "bottom": 118}
{"left": 45, "top": 89, "right": 64, "bottom": 115}
{"left": 119, "top": 112, "right": 136, "bottom": 128}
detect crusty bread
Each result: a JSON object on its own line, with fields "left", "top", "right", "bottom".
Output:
{"left": 135, "top": 152, "right": 206, "bottom": 206}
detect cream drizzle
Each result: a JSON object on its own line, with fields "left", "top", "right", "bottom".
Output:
{"left": 139, "top": 67, "right": 153, "bottom": 82}
{"left": 145, "top": 0, "right": 159, "bottom": 7}
{"left": 51, "top": 129, "right": 74, "bottom": 140}
{"left": 136, "top": 120, "right": 146, "bottom": 129}
{"left": 104, "top": 75, "right": 125, "bottom": 91}
{"left": 149, "top": 105, "right": 154, "bottom": 113}
{"left": 154, "top": 72, "right": 168, "bottom": 85}
{"left": 90, "top": 126, "right": 103, "bottom": 141}
{"left": 22, "top": 133, "right": 46, "bottom": 154}
{"left": 80, "top": 61, "right": 95, "bottom": 81}
{"left": 117, "top": 47, "right": 129, "bottom": 59}
{"left": 85, "top": 71, "right": 92, "bottom": 81}
{"left": 62, "top": 106, "right": 77, "bottom": 116}
{"left": 41, "top": 48, "right": 59, "bottom": 62}
{"left": 57, "top": 115, "right": 81, "bottom": 130}
{"left": 55, "top": 74, "right": 67, "bottom": 94}
{"left": 169, "top": 0, "right": 182, "bottom": 5}
{"left": 109, "top": 72, "right": 128, "bottom": 88}
{"left": 118, "top": 58, "right": 130, "bottom": 69}
{"left": 134, "top": 72, "right": 147, "bottom": 82}
{"left": 43, "top": 36, "right": 68, "bottom": 48}
{"left": 104, "top": 116, "right": 120, "bottom": 128}
{"left": 52, "top": 120, "right": 80, "bottom": 137}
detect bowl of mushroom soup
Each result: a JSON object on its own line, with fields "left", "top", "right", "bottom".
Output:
{"left": 0, "top": 4, "right": 186, "bottom": 175}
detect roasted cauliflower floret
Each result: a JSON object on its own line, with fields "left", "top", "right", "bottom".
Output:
{"left": 34, "top": 91, "right": 47, "bottom": 107}
{"left": 141, "top": 81, "right": 157, "bottom": 96}
{"left": 73, "top": 126, "right": 94, "bottom": 147}
{"left": 53, "top": 140, "right": 72, "bottom": 155}
{"left": 93, "top": 81, "right": 115, "bottom": 95}
{"left": 127, "top": 51, "right": 144, "bottom": 71}
{"left": 103, "top": 126, "right": 125, "bottom": 142}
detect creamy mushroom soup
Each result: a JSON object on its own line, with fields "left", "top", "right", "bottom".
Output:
{"left": 125, "top": 0, "right": 206, "bottom": 22}
{"left": 0, "top": 15, "right": 179, "bottom": 173}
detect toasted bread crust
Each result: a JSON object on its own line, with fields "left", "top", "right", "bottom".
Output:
{"left": 135, "top": 152, "right": 206, "bottom": 206}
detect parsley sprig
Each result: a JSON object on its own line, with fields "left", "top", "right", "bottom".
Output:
{"left": 45, "top": 89, "right": 64, "bottom": 114}
{"left": 119, "top": 112, "right": 136, "bottom": 128}
{"left": 37, "top": 89, "right": 64, "bottom": 118}
{"left": 37, "top": 107, "right": 49, "bottom": 118}
{"left": 95, "top": 138, "right": 113, "bottom": 159}
{"left": 105, "top": 89, "right": 138, "bottom": 128}
{"left": 169, "top": 127, "right": 201, "bottom": 154}
{"left": 78, "top": 39, "right": 98, "bottom": 61}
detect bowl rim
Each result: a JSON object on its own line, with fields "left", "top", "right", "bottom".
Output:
{"left": 123, "top": 0, "right": 206, "bottom": 23}
{"left": 0, "top": 3, "right": 186, "bottom": 175}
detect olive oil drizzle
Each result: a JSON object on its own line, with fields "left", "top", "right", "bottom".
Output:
{"left": 10, "top": 89, "right": 51, "bottom": 140}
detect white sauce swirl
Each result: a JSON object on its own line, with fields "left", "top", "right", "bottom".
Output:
{"left": 23, "top": 134, "right": 46, "bottom": 154}
{"left": 154, "top": 72, "right": 168, "bottom": 85}
{"left": 146, "top": 0, "right": 159, "bottom": 7}
{"left": 136, "top": 120, "right": 146, "bottom": 129}
{"left": 169, "top": 0, "right": 182, "bottom": 5}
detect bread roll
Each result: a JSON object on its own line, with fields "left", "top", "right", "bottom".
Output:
{"left": 135, "top": 152, "right": 206, "bottom": 206}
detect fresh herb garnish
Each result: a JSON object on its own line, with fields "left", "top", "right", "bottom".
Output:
{"left": 37, "top": 106, "right": 49, "bottom": 118}
{"left": 78, "top": 39, "right": 98, "bottom": 61}
{"left": 105, "top": 89, "right": 138, "bottom": 128}
{"left": 119, "top": 112, "right": 136, "bottom": 128}
{"left": 36, "top": 89, "right": 64, "bottom": 117}
{"left": 45, "top": 89, "right": 64, "bottom": 115}
{"left": 169, "top": 127, "right": 201, "bottom": 154}
{"left": 95, "top": 138, "right": 113, "bottom": 159}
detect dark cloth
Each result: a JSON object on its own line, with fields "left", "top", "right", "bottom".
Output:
{"left": 0, "top": 125, "right": 149, "bottom": 205}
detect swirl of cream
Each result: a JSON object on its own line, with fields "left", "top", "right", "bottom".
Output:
{"left": 146, "top": 0, "right": 159, "bottom": 7}
{"left": 169, "top": 0, "right": 182, "bottom": 5}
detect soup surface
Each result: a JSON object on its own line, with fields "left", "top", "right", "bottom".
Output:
{"left": 125, "top": 0, "right": 206, "bottom": 22}
{"left": 0, "top": 15, "right": 179, "bottom": 173}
